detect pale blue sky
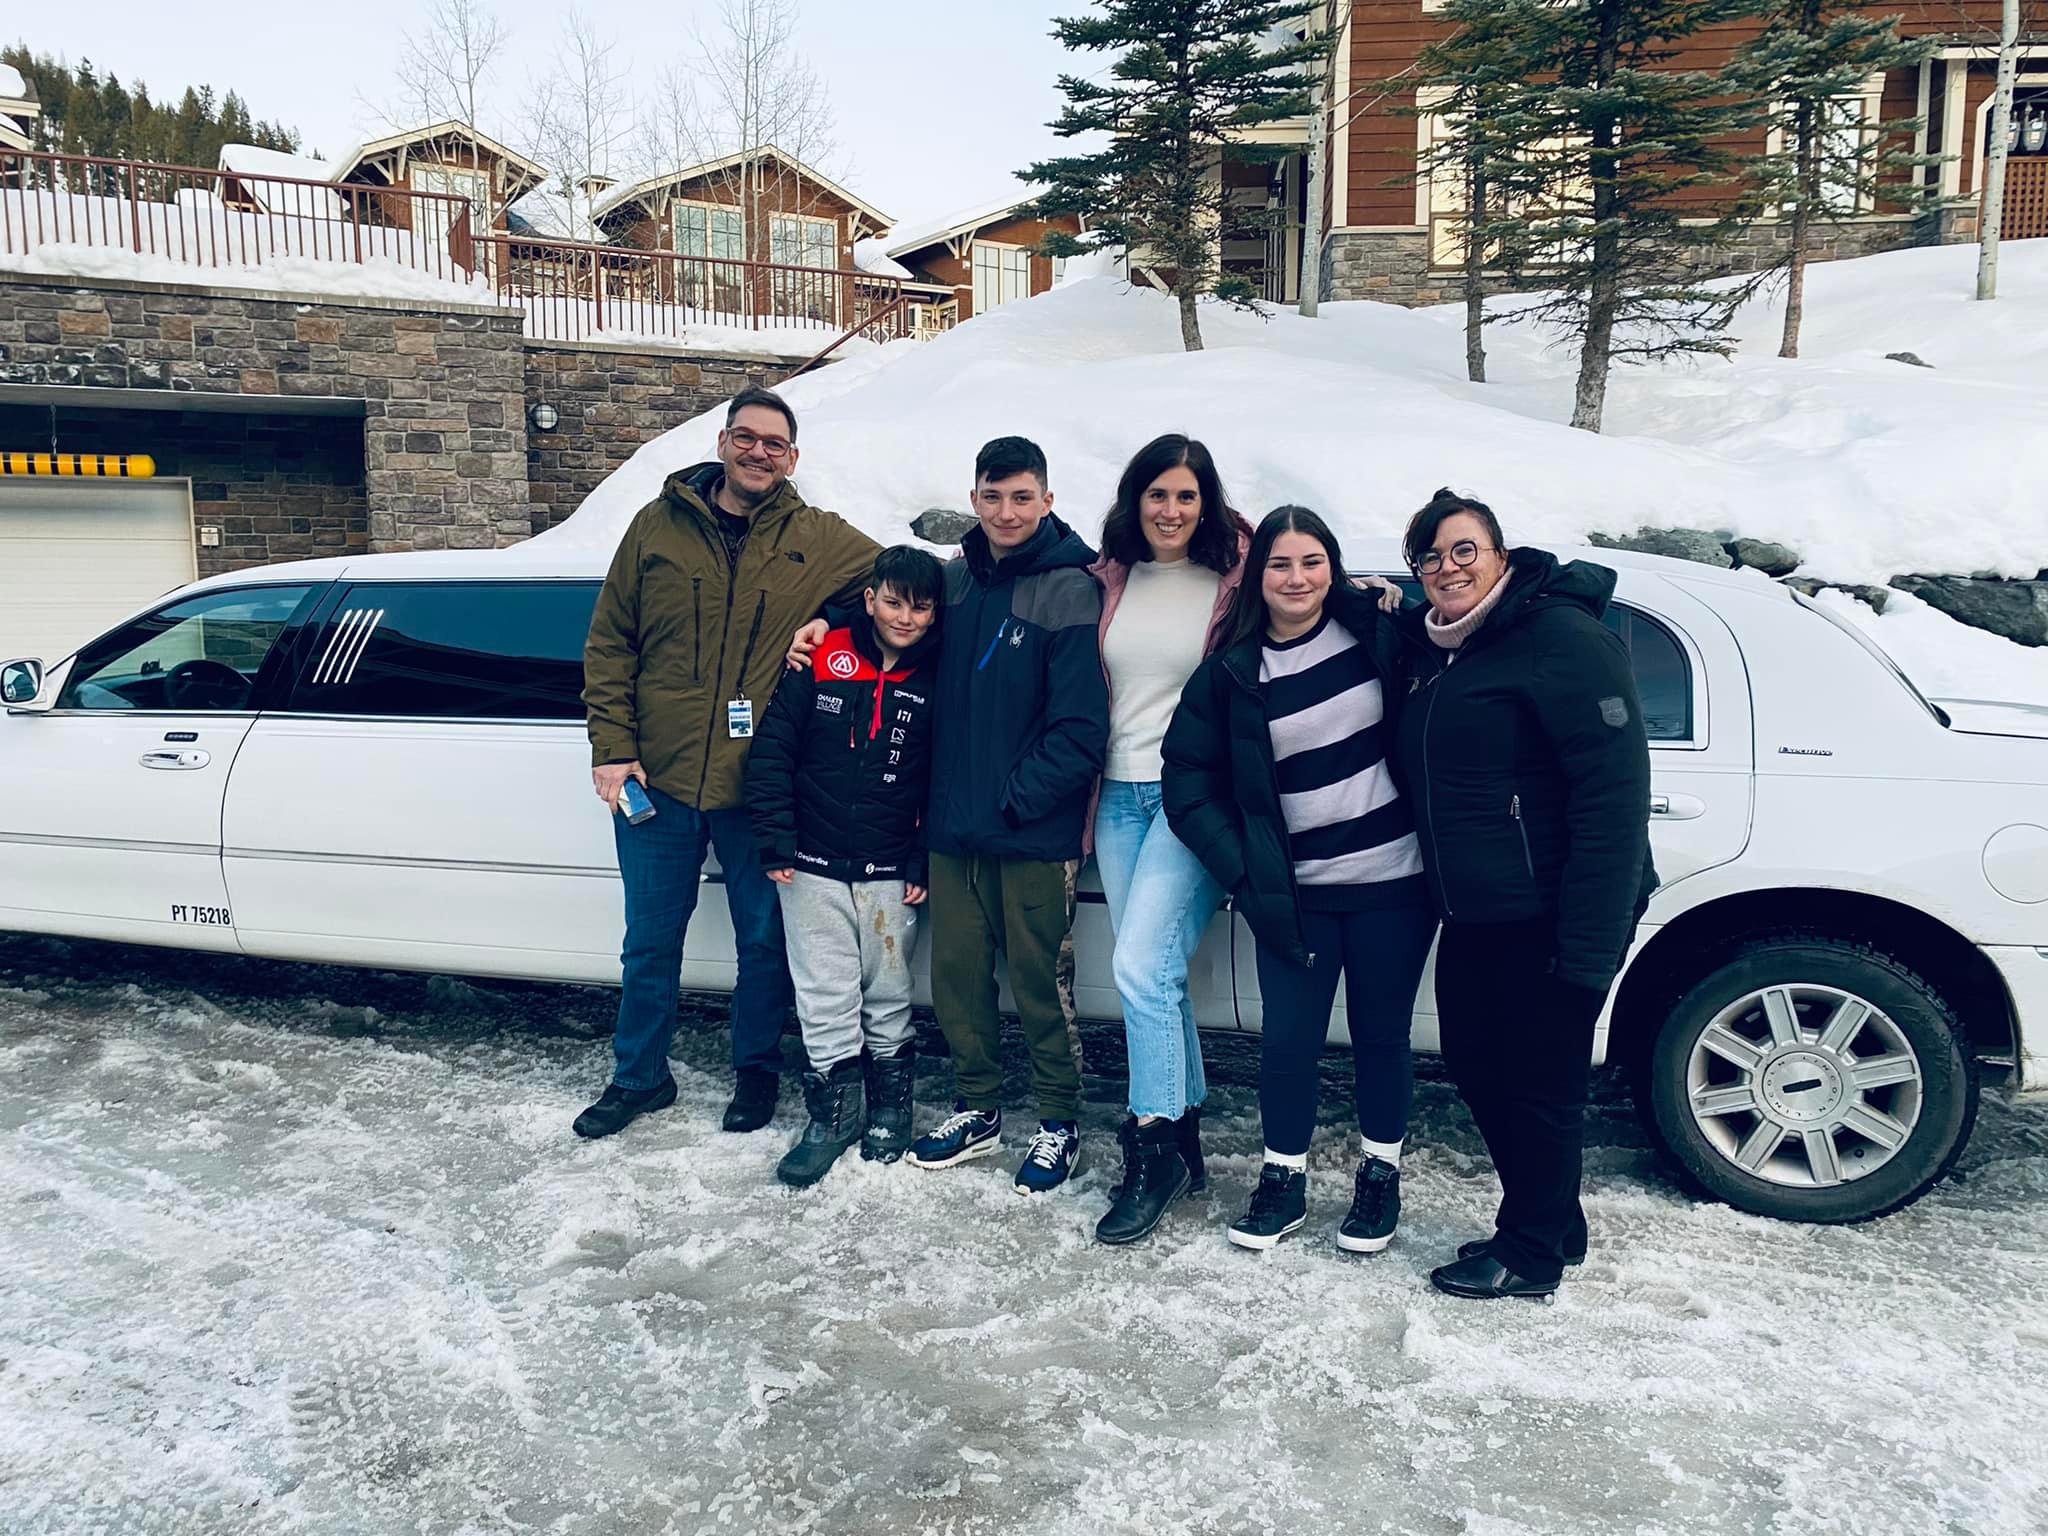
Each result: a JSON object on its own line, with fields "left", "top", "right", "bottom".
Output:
{"left": 17, "top": 1, "right": 1082, "bottom": 230}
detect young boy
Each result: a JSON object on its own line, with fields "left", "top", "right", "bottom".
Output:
{"left": 745, "top": 545, "right": 945, "bottom": 1187}
{"left": 907, "top": 437, "right": 1109, "bottom": 1194}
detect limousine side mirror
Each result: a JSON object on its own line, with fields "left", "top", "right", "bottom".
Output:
{"left": 2, "top": 658, "right": 46, "bottom": 709}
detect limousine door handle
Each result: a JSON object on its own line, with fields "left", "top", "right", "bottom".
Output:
{"left": 140, "top": 749, "right": 211, "bottom": 770}
{"left": 1649, "top": 792, "right": 1705, "bottom": 820}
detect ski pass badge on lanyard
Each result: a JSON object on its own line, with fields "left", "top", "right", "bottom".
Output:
{"left": 727, "top": 695, "right": 754, "bottom": 739}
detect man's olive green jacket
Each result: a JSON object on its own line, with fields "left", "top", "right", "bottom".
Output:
{"left": 583, "top": 462, "right": 880, "bottom": 810}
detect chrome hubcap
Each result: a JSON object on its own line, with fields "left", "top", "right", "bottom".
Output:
{"left": 1685, "top": 984, "right": 1922, "bottom": 1188}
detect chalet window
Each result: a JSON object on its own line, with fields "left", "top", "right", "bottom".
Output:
{"left": 770, "top": 214, "right": 837, "bottom": 269}
{"left": 972, "top": 241, "right": 1031, "bottom": 311}
{"left": 674, "top": 201, "right": 744, "bottom": 262}
{"left": 410, "top": 164, "right": 491, "bottom": 245}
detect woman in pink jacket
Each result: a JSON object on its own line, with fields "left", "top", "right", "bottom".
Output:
{"left": 1089, "top": 434, "right": 1252, "bottom": 1246}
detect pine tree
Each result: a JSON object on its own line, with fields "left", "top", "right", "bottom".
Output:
{"left": 1402, "top": 0, "right": 1556, "bottom": 383}
{"left": 1475, "top": 0, "right": 1756, "bottom": 432}
{"left": 1023, "top": 1, "right": 1324, "bottom": 352}
{"left": 1723, "top": 3, "right": 1933, "bottom": 358}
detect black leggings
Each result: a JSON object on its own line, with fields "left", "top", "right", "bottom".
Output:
{"left": 1252, "top": 899, "right": 1440, "bottom": 1158}
{"left": 1435, "top": 917, "right": 1606, "bottom": 1285}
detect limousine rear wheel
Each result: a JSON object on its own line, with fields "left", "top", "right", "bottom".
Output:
{"left": 1644, "top": 937, "right": 1978, "bottom": 1224}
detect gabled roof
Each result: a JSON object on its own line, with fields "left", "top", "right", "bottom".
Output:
{"left": 884, "top": 192, "right": 1051, "bottom": 259}
{"left": 329, "top": 120, "right": 550, "bottom": 197}
{"left": 0, "top": 62, "right": 33, "bottom": 104}
{"left": 592, "top": 144, "right": 890, "bottom": 228}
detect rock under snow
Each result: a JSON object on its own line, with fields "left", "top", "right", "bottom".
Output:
{"left": 1590, "top": 526, "right": 1734, "bottom": 568}
{"left": 1888, "top": 575, "right": 2048, "bottom": 648}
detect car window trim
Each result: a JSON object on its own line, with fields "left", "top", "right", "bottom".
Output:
{"left": 53, "top": 580, "right": 327, "bottom": 715}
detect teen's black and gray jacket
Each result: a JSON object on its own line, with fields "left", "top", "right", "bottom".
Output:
{"left": 1162, "top": 584, "right": 1412, "bottom": 969}
{"left": 1392, "top": 547, "right": 1658, "bottom": 994}
{"left": 744, "top": 619, "right": 939, "bottom": 884}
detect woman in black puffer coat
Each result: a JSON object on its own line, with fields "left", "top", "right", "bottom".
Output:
{"left": 1393, "top": 489, "right": 1657, "bottom": 1302}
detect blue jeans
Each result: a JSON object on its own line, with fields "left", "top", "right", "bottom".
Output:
{"left": 611, "top": 783, "right": 792, "bottom": 1090}
{"left": 1093, "top": 779, "right": 1224, "bottom": 1119}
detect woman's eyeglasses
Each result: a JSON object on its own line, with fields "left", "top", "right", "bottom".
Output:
{"left": 1413, "top": 540, "right": 1497, "bottom": 576}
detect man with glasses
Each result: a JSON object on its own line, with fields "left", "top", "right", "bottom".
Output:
{"left": 579, "top": 384, "right": 882, "bottom": 1140}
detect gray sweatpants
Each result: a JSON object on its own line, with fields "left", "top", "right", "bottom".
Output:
{"left": 777, "top": 871, "right": 920, "bottom": 1072}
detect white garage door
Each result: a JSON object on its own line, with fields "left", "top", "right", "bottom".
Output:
{"left": 0, "top": 478, "right": 196, "bottom": 664}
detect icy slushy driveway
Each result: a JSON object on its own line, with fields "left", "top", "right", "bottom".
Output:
{"left": 3, "top": 935, "right": 2044, "bottom": 1535}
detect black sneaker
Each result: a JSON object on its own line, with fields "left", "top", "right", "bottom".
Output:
{"left": 1013, "top": 1120, "right": 1081, "bottom": 1196}
{"left": 572, "top": 1076, "right": 677, "bottom": 1140}
{"left": 1227, "top": 1163, "right": 1307, "bottom": 1251}
{"left": 906, "top": 1102, "right": 1002, "bottom": 1169}
{"left": 1336, "top": 1157, "right": 1401, "bottom": 1254}
{"left": 722, "top": 1067, "right": 780, "bottom": 1133}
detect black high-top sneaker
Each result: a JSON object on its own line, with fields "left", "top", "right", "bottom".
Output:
{"left": 775, "top": 1061, "right": 866, "bottom": 1188}
{"left": 1227, "top": 1163, "right": 1308, "bottom": 1251}
{"left": 1095, "top": 1116, "right": 1192, "bottom": 1245}
{"left": 1336, "top": 1157, "right": 1401, "bottom": 1254}
{"left": 1177, "top": 1105, "right": 1207, "bottom": 1196}
{"left": 862, "top": 1046, "right": 916, "bottom": 1164}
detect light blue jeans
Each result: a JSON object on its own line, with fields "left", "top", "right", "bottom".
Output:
{"left": 1094, "top": 778, "right": 1225, "bottom": 1119}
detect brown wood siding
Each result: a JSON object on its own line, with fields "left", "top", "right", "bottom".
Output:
{"left": 601, "top": 165, "right": 865, "bottom": 267}
{"left": 893, "top": 211, "right": 1083, "bottom": 321}
{"left": 1341, "top": 2, "right": 2031, "bottom": 228}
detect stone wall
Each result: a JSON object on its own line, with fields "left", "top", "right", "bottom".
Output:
{"left": 523, "top": 341, "right": 783, "bottom": 534}
{"left": 1323, "top": 210, "right": 1958, "bottom": 308}
{"left": 0, "top": 402, "right": 367, "bottom": 578}
{"left": 0, "top": 272, "right": 530, "bottom": 554}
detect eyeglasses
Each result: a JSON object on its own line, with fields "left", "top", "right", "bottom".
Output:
{"left": 1413, "top": 540, "right": 1497, "bottom": 576}
{"left": 726, "top": 427, "right": 793, "bottom": 459}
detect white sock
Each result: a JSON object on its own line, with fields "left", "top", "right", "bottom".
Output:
{"left": 1360, "top": 1134, "right": 1403, "bottom": 1167}
{"left": 1263, "top": 1147, "right": 1308, "bottom": 1171}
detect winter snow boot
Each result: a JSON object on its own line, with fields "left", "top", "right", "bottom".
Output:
{"left": 1095, "top": 1116, "right": 1192, "bottom": 1246}
{"left": 776, "top": 1061, "right": 867, "bottom": 1188}
{"left": 1336, "top": 1157, "right": 1401, "bottom": 1253}
{"left": 1227, "top": 1163, "right": 1308, "bottom": 1251}
{"left": 722, "top": 1066, "right": 780, "bottom": 1133}
{"left": 862, "top": 1046, "right": 916, "bottom": 1164}
{"left": 1177, "top": 1104, "right": 1208, "bottom": 1196}
{"left": 573, "top": 1076, "right": 678, "bottom": 1140}
{"left": 1430, "top": 1250, "right": 1559, "bottom": 1302}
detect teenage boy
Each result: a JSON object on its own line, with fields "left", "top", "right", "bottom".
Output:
{"left": 745, "top": 546, "right": 945, "bottom": 1186}
{"left": 579, "top": 384, "right": 881, "bottom": 1142}
{"left": 908, "top": 437, "right": 1108, "bottom": 1194}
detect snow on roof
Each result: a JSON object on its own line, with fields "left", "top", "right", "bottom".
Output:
{"left": 883, "top": 192, "right": 1046, "bottom": 259}
{"left": 218, "top": 142, "right": 339, "bottom": 185}
{"left": 330, "top": 120, "right": 550, "bottom": 193}
{"left": 852, "top": 239, "right": 913, "bottom": 281}
{"left": 506, "top": 184, "right": 598, "bottom": 243}
{"left": 0, "top": 63, "right": 30, "bottom": 101}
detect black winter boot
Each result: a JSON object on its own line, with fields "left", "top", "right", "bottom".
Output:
{"left": 776, "top": 1061, "right": 867, "bottom": 1188}
{"left": 572, "top": 1076, "right": 677, "bottom": 1140}
{"left": 862, "top": 1047, "right": 916, "bottom": 1164}
{"left": 722, "top": 1067, "right": 780, "bottom": 1133}
{"left": 1095, "top": 1116, "right": 1193, "bottom": 1246}
{"left": 1177, "top": 1105, "right": 1207, "bottom": 1196}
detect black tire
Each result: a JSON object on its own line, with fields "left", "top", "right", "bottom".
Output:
{"left": 1642, "top": 935, "right": 1978, "bottom": 1224}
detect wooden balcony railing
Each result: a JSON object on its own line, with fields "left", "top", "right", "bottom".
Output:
{"left": 0, "top": 148, "right": 477, "bottom": 286}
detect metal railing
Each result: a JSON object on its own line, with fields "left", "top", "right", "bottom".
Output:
{"left": 477, "top": 232, "right": 908, "bottom": 346}
{"left": 0, "top": 148, "right": 477, "bottom": 286}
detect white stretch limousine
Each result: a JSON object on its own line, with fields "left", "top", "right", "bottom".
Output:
{"left": 4, "top": 542, "right": 2045, "bottom": 1224}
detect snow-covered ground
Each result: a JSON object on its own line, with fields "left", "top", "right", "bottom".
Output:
{"left": 3, "top": 933, "right": 2045, "bottom": 1534}
{"left": 537, "top": 240, "right": 2048, "bottom": 703}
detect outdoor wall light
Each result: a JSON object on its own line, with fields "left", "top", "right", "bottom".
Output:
{"left": 529, "top": 403, "right": 560, "bottom": 432}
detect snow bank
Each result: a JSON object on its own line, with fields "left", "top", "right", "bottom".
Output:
{"left": 1, "top": 242, "right": 495, "bottom": 304}
{"left": 521, "top": 295, "right": 884, "bottom": 360}
{"left": 536, "top": 240, "right": 2048, "bottom": 699}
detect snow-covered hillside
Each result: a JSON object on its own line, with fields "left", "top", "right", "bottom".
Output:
{"left": 538, "top": 240, "right": 2048, "bottom": 700}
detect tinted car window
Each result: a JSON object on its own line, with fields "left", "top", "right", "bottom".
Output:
{"left": 1386, "top": 576, "right": 1691, "bottom": 741}
{"left": 288, "top": 582, "right": 599, "bottom": 720}
{"left": 58, "top": 586, "right": 315, "bottom": 712}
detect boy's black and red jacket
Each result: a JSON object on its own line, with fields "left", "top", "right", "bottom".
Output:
{"left": 744, "top": 620, "right": 939, "bottom": 884}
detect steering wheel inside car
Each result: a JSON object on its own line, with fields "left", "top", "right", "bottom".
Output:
{"left": 163, "top": 658, "right": 252, "bottom": 712}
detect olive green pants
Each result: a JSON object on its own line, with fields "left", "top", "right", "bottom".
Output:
{"left": 926, "top": 851, "right": 1084, "bottom": 1121}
